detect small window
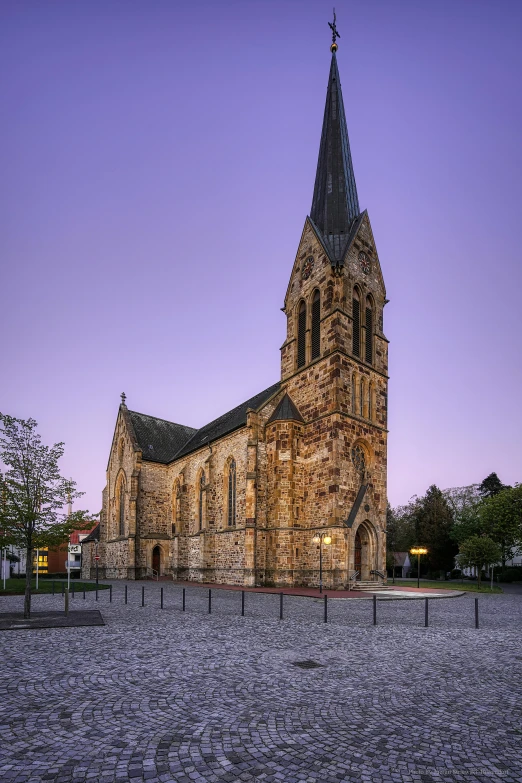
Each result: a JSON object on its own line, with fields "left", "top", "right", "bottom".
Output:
{"left": 368, "top": 384, "right": 373, "bottom": 421}
{"left": 360, "top": 379, "right": 364, "bottom": 417}
{"left": 351, "top": 373, "right": 356, "bottom": 414}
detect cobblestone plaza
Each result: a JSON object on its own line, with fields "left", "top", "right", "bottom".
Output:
{"left": 1, "top": 585, "right": 521, "bottom": 783}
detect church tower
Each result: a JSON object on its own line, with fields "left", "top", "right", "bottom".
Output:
{"left": 272, "top": 24, "right": 389, "bottom": 585}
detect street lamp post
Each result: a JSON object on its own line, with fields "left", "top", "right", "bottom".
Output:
{"left": 410, "top": 547, "right": 428, "bottom": 589}
{"left": 312, "top": 532, "right": 332, "bottom": 593}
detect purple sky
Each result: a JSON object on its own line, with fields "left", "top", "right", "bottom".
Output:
{"left": 2, "top": 0, "right": 521, "bottom": 513}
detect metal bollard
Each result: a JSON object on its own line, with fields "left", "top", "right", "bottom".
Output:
{"left": 241, "top": 590, "right": 245, "bottom": 617}
{"left": 324, "top": 594, "right": 328, "bottom": 624}
{"left": 83, "top": 585, "right": 86, "bottom": 600}
{"left": 475, "top": 597, "right": 479, "bottom": 629}
{"left": 182, "top": 587, "right": 186, "bottom": 612}
{"left": 96, "top": 585, "right": 98, "bottom": 602}
{"left": 72, "top": 582, "right": 75, "bottom": 599}
{"left": 61, "top": 582, "right": 64, "bottom": 596}
{"left": 64, "top": 589, "right": 69, "bottom": 617}
{"left": 425, "top": 597, "right": 429, "bottom": 627}
{"left": 109, "top": 585, "right": 112, "bottom": 603}
{"left": 208, "top": 588, "right": 212, "bottom": 614}
{"left": 52, "top": 581, "right": 55, "bottom": 596}
{"left": 125, "top": 585, "right": 128, "bottom": 604}
{"left": 279, "top": 592, "right": 284, "bottom": 621}
{"left": 373, "top": 594, "right": 377, "bottom": 626}
{"left": 142, "top": 586, "right": 145, "bottom": 607}
{"left": 161, "top": 587, "right": 164, "bottom": 610}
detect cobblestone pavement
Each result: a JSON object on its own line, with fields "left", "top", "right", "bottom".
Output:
{"left": 1, "top": 584, "right": 522, "bottom": 783}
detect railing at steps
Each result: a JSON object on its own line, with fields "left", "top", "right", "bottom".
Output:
{"left": 348, "top": 570, "right": 360, "bottom": 591}
{"left": 370, "top": 569, "right": 387, "bottom": 582}
{"left": 146, "top": 567, "right": 159, "bottom": 581}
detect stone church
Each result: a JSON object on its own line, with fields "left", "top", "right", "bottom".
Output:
{"left": 82, "top": 35, "right": 389, "bottom": 588}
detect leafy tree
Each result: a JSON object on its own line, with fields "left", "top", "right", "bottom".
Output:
{"left": 445, "top": 485, "right": 483, "bottom": 544}
{"left": 413, "top": 485, "right": 457, "bottom": 576}
{"left": 479, "top": 472, "right": 510, "bottom": 499}
{"left": 390, "top": 498, "right": 418, "bottom": 553}
{"left": 478, "top": 484, "right": 522, "bottom": 568}
{"left": 0, "top": 414, "right": 95, "bottom": 618}
{"left": 458, "top": 536, "right": 502, "bottom": 589}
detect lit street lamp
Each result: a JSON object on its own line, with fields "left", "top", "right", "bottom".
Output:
{"left": 312, "top": 531, "right": 332, "bottom": 593}
{"left": 410, "top": 547, "right": 428, "bottom": 589}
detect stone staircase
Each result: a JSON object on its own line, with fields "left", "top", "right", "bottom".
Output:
{"left": 352, "top": 580, "right": 391, "bottom": 592}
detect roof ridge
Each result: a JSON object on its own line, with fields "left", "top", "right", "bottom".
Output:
{"left": 129, "top": 409, "right": 197, "bottom": 431}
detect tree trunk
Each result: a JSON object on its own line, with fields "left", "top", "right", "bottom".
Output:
{"left": 24, "top": 545, "right": 32, "bottom": 619}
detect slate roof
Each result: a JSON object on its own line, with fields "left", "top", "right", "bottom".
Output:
{"left": 81, "top": 524, "right": 100, "bottom": 543}
{"left": 310, "top": 52, "right": 360, "bottom": 264}
{"left": 174, "top": 382, "right": 281, "bottom": 460}
{"left": 127, "top": 382, "right": 281, "bottom": 465}
{"left": 129, "top": 412, "right": 197, "bottom": 464}
{"left": 267, "top": 394, "right": 304, "bottom": 424}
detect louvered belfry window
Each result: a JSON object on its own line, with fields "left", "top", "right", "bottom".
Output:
{"left": 352, "top": 293, "right": 360, "bottom": 356}
{"left": 297, "top": 301, "right": 306, "bottom": 368}
{"left": 311, "top": 290, "right": 321, "bottom": 360}
{"left": 365, "top": 301, "right": 373, "bottom": 364}
{"left": 228, "top": 459, "right": 236, "bottom": 526}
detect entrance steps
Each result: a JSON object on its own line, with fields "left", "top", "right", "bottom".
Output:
{"left": 352, "top": 580, "right": 391, "bottom": 592}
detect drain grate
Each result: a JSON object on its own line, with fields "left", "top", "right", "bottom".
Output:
{"left": 292, "top": 660, "right": 323, "bottom": 669}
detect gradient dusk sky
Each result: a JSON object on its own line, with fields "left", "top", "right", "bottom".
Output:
{"left": 2, "top": 0, "right": 521, "bottom": 515}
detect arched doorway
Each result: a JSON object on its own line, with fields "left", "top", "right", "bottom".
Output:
{"left": 152, "top": 545, "right": 161, "bottom": 575}
{"left": 352, "top": 521, "right": 378, "bottom": 580}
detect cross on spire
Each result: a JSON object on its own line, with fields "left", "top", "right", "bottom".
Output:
{"left": 328, "top": 8, "right": 340, "bottom": 52}
{"left": 121, "top": 392, "right": 127, "bottom": 406}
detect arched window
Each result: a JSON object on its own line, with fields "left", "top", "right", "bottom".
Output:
{"left": 351, "top": 373, "right": 356, "bottom": 414}
{"left": 297, "top": 301, "right": 306, "bottom": 368}
{"left": 365, "top": 297, "right": 373, "bottom": 364}
{"left": 199, "top": 472, "right": 206, "bottom": 531}
{"left": 228, "top": 459, "right": 236, "bottom": 526}
{"left": 311, "top": 290, "right": 321, "bottom": 360}
{"left": 360, "top": 378, "right": 364, "bottom": 417}
{"left": 352, "top": 289, "right": 360, "bottom": 357}
{"left": 118, "top": 478, "right": 126, "bottom": 537}
{"left": 368, "top": 383, "right": 373, "bottom": 421}
{"left": 172, "top": 481, "right": 181, "bottom": 535}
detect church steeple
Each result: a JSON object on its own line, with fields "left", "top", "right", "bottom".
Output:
{"left": 310, "top": 37, "right": 360, "bottom": 265}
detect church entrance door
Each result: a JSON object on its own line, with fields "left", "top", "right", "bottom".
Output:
{"left": 152, "top": 546, "right": 161, "bottom": 576}
{"left": 354, "top": 530, "right": 362, "bottom": 575}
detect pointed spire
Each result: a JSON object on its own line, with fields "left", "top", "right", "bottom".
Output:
{"left": 310, "top": 38, "right": 360, "bottom": 265}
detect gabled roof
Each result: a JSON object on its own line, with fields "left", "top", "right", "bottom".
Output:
{"left": 267, "top": 393, "right": 304, "bottom": 424}
{"left": 81, "top": 524, "right": 100, "bottom": 543}
{"left": 310, "top": 52, "right": 360, "bottom": 265}
{"left": 175, "top": 382, "right": 280, "bottom": 460}
{"left": 129, "top": 411, "right": 197, "bottom": 464}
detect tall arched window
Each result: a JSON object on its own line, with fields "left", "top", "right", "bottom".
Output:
{"left": 297, "top": 301, "right": 306, "bottom": 368}
{"left": 118, "top": 479, "right": 126, "bottom": 536}
{"left": 199, "top": 472, "right": 206, "bottom": 531}
{"left": 360, "top": 378, "right": 364, "bottom": 417}
{"left": 365, "top": 297, "right": 373, "bottom": 364}
{"left": 352, "top": 289, "right": 360, "bottom": 357}
{"left": 228, "top": 459, "right": 236, "bottom": 526}
{"left": 351, "top": 373, "right": 356, "bottom": 413}
{"left": 368, "top": 383, "right": 373, "bottom": 421}
{"left": 311, "top": 290, "right": 321, "bottom": 360}
{"left": 172, "top": 481, "right": 181, "bottom": 535}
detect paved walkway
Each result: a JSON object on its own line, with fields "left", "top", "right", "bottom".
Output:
{"left": 1, "top": 586, "right": 521, "bottom": 783}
